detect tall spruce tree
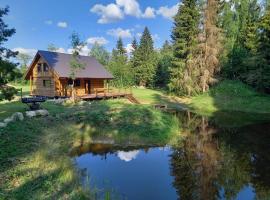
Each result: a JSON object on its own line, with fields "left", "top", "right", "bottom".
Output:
{"left": 134, "top": 27, "right": 157, "bottom": 87}
{"left": 130, "top": 37, "right": 138, "bottom": 69}
{"left": 155, "top": 40, "right": 173, "bottom": 88}
{"left": 169, "top": 0, "right": 200, "bottom": 96}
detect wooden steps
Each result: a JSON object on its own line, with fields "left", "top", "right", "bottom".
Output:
{"left": 126, "top": 94, "right": 140, "bottom": 104}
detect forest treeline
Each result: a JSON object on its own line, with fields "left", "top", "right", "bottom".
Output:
{"left": 89, "top": 0, "right": 270, "bottom": 95}
{"left": 1, "top": 0, "right": 270, "bottom": 101}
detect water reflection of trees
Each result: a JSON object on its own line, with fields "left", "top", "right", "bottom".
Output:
{"left": 170, "top": 111, "right": 270, "bottom": 200}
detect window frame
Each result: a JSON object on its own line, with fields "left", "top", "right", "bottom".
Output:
{"left": 43, "top": 80, "right": 51, "bottom": 88}
{"left": 43, "top": 63, "right": 49, "bottom": 72}
{"left": 74, "top": 79, "right": 81, "bottom": 87}
{"left": 37, "top": 63, "right": 42, "bottom": 72}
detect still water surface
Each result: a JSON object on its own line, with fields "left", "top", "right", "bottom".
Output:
{"left": 73, "top": 111, "right": 270, "bottom": 200}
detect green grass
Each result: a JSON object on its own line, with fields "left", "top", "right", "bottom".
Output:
{"left": 190, "top": 80, "right": 270, "bottom": 115}
{"left": 132, "top": 88, "right": 165, "bottom": 104}
{"left": 0, "top": 99, "right": 180, "bottom": 199}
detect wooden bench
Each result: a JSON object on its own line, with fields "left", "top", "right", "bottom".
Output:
{"left": 21, "top": 96, "right": 47, "bottom": 110}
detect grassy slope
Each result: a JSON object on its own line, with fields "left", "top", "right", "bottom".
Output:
{"left": 132, "top": 82, "right": 270, "bottom": 115}
{"left": 190, "top": 80, "right": 270, "bottom": 115}
{"left": 0, "top": 99, "right": 179, "bottom": 199}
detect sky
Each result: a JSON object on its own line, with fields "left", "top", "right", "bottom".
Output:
{"left": 2, "top": 0, "right": 179, "bottom": 58}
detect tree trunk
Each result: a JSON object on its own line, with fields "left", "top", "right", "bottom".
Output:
{"left": 71, "top": 80, "right": 76, "bottom": 102}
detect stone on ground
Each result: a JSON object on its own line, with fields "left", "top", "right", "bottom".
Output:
{"left": 36, "top": 109, "right": 49, "bottom": 116}
{"left": 12, "top": 112, "right": 24, "bottom": 121}
{"left": 4, "top": 117, "right": 14, "bottom": 124}
{"left": 26, "top": 111, "right": 37, "bottom": 118}
{"left": 0, "top": 122, "right": 7, "bottom": 128}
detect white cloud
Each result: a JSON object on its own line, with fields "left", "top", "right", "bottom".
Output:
{"left": 87, "top": 37, "right": 109, "bottom": 45}
{"left": 107, "top": 28, "right": 132, "bottom": 38}
{"left": 136, "top": 32, "right": 142, "bottom": 38}
{"left": 12, "top": 47, "right": 37, "bottom": 57}
{"left": 157, "top": 4, "right": 179, "bottom": 20}
{"left": 54, "top": 47, "right": 66, "bottom": 53}
{"left": 152, "top": 34, "right": 160, "bottom": 41}
{"left": 90, "top": 0, "right": 158, "bottom": 23}
{"left": 142, "top": 7, "right": 156, "bottom": 18}
{"left": 67, "top": 45, "right": 90, "bottom": 56}
{"left": 90, "top": 3, "right": 124, "bottom": 24}
{"left": 57, "top": 21, "right": 68, "bottom": 28}
{"left": 126, "top": 43, "right": 134, "bottom": 54}
{"left": 116, "top": 0, "right": 141, "bottom": 17}
{"left": 45, "top": 20, "right": 53, "bottom": 25}
{"left": 117, "top": 150, "right": 139, "bottom": 162}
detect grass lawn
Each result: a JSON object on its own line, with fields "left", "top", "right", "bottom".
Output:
{"left": 0, "top": 99, "right": 180, "bottom": 199}
{"left": 189, "top": 80, "right": 270, "bottom": 115}
{"left": 131, "top": 82, "right": 270, "bottom": 115}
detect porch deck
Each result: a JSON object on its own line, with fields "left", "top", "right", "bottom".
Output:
{"left": 79, "top": 88, "right": 140, "bottom": 104}
{"left": 80, "top": 92, "right": 129, "bottom": 100}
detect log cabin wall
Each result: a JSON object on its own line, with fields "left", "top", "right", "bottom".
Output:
{"left": 30, "top": 57, "right": 106, "bottom": 97}
{"left": 59, "top": 78, "right": 105, "bottom": 97}
{"left": 31, "top": 57, "right": 56, "bottom": 97}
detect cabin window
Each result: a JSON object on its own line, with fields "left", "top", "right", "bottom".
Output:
{"left": 67, "top": 79, "right": 81, "bottom": 87}
{"left": 43, "top": 63, "right": 49, "bottom": 72}
{"left": 74, "top": 79, "right": 81, "bottom": 87}
{"left": 37, "top": 63, "right": 42, "bottom": 72}
{"left": 68, "top": 79, "right": 73, "bottom": 85}
{"left": 43, "top": 80, "right": 51, "bottom": 87}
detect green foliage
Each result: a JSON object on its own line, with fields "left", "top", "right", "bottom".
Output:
{"left": 220, "top": 0, "right": 270, "bottom": 93}
{"left": 133, "top": 27, "right": 157, "bottom": 87}
{"left": 108, "top": 38, "right": 134, "bottom": 87}
{"left": 155, "top": 40, "right": 173, "bottom": 88}
{"left": 190, "top": 80, "right": 270, "bottom": 114}
{"left": 0, "top": 6, "right": 19, "bottom": 101}
{"left": 69, "top": 32, "right": 86, "bottom": 80}
{"left": 89, "top": 42, "right": 109, "bottom": 66}
{"left": 169, "top": 0, "right": 200, "bottom": 96}
{"left": 0, "top": 86, "right": 18, "bottom": 101}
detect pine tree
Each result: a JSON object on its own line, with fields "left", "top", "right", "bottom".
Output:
{"left": 116, "top": 37, "right": 126, "bottom": 55}
{"left": 131, "top": 37, "right": 138, "bottom": 51}
{"left": 134, "top": 27, "right": 157, "bottom": 87}
{"left": 169, "top": 0, "right": 200, "bottom": 96}
{"left": 155, "top": 40, "right": 173, "bottom": 88}
{"left": 130, "top": 37, "right": 138, "bottom": 68}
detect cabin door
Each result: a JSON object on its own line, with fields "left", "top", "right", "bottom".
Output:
{"left": 85, "top": 80, "right": 91, "bottom": 94}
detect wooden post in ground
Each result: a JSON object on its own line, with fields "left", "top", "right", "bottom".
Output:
{"left": 30, "top": 75, "right": 32, "bottom": 95}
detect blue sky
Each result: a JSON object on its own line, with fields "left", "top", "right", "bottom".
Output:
{"left": 2, "top": 0, "right": 179, "bottom": 57}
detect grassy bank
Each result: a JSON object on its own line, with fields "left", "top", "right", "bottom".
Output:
{"left": 131, "top": 81, "right": 270, "bottom": 115}
{"left": 0, "top": 99, "right": 179, "bottom": 199}
{"left": 189, "top": 80, "right": 270, "bottom": 115}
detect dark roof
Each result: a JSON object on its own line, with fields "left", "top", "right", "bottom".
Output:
{"left": 28, "top": 50, "right": 113, "bottom": 79}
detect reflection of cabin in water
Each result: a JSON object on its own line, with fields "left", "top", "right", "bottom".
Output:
{"left": 24, "top": 50, "right": 113, "bottom": 97}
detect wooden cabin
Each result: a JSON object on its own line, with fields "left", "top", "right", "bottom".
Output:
{"left": 24, "top": 50, "right": 113, "bottom": 97}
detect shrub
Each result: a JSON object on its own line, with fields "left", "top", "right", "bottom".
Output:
{"left": 0, "top": 86, "right": 18, "bottom": 101}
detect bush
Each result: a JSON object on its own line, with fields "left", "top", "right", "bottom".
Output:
{"left": 0, "top": 86, "right": 18, "bottom": 101}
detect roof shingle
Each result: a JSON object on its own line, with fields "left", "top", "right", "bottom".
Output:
{"left": 38, "top": 50, "right": 113, "bottom": 79}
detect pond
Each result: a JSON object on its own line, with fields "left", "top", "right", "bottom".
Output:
{"left": 72, "top": 111, "right": 270, "bottom": 200}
